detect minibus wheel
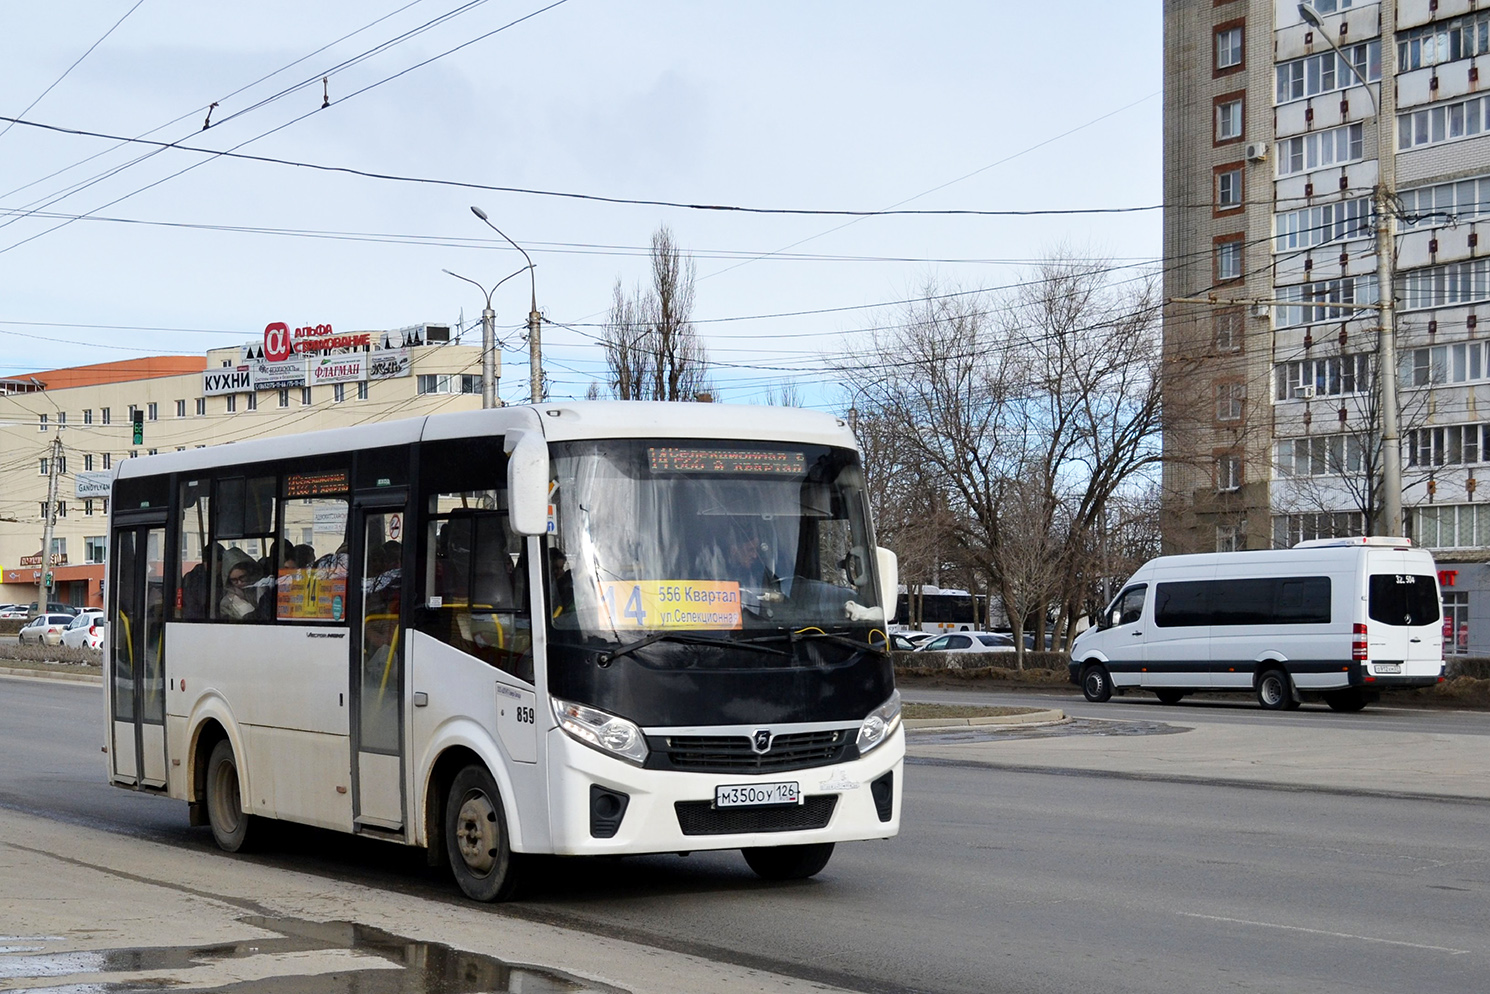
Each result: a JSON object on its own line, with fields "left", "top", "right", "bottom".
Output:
{"left": 743, "top": 842, "right": 834, "bottom": 880}
{"left": 1256, "top": 669, "right": 1292, "bottom": 710}
{"left": 1325, "top": 688, "right": 1369, "bottom": 712}
{"left": 1155, "top": 689, "right": 1185, "bottom": 705}
{"left": 1081, "top": 664, "right": 1113, "bottom": 703}
{"left": 205, "top": 739, "right": 253, "bottom": 852}
{"left": 446, "top": 764, "right": 522, "bottom": 901}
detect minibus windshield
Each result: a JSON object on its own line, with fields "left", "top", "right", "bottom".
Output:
{"left": 546, "top": 439, "right": 881, "bottom": 651}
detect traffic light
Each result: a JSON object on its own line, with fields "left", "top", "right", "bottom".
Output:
{"left": 132, "top": 409, "right": 144, "bottom": 445}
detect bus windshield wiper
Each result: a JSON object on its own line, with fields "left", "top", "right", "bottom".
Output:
{"left": 741, "top": 630, "right": 886, "bottom": 654}
{"left": 597, "top": 632, "right": 790, "bottom": 666}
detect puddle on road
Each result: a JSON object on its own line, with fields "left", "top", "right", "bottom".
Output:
{"left": 912, "top": 716, "right": 1191, "bottom": 744}
{"left": 0, "top": 917, "right": 621, "bottom": 993}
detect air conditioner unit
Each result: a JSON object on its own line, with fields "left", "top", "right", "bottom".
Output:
{"left": 1293, "top": 385, "right": 1317, "bottom": 399}
{"left": 1245, "top": 141, "right": 1269, "bottom": 162}
{"left": 1252, "top": 302, "right": 1271, "bottom": 318}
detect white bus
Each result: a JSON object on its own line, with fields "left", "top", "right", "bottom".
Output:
{"left": 1068, "top": 537, "right": 1446, "bottom": 712}
{"left": 104, "top": 402, "right": 903, "bottom": 900}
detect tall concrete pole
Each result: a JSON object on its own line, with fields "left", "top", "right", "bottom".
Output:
{"left": 38, "top": 435, "right": 62, "bottom": 611}
{"left": 481, "top": 304, "right": 497, "bottom": 409}
{"left": 469, "top": 207, "right": 540, "bottom": 404}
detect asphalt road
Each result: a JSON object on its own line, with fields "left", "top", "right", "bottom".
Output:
{"left": 2, "top": 676, "right": 1487, "bottom": 994}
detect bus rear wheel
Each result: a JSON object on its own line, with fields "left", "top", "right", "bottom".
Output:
{"left": 445, "top": 764, "right": 522, "bottom": 902}
{"left": 1256, "top": 669, "right": 1292, "bottom": 711}
{"left": 205, "top": 739, "right": 253, "bottom": 852}
{"left": 743, "top": 842, "right": 834, "bottom": 880}
{"left": 1325, "top": 688, "right": 1370, "bottom": 712}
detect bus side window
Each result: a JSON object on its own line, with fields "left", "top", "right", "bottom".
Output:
{"left": 423, "top": 509, "right": 532, "bottom": 683}
{"left": 1116, "top": 585, "right": 1147, "bottom": 627}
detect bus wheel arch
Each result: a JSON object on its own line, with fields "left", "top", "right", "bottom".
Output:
{"left": 444, "top": 761, "right": 524, "bottom": 901}
{"left": 204, "top": 737, "right": 254, "bottom": 852}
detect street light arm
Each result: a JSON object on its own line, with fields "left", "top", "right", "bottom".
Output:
{"left": 470, "top": 206, "right": 537, "bottom": 312}
{"left": 442, "top": 268, "right": 494, "bottom": 307}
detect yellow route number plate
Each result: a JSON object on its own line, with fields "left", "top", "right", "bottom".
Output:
{"left": 598, "top": 580, "right": 742, "bottom": 631}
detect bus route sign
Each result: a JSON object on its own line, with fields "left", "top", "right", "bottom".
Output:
{"left": 598, "top": 580, "right": 742, "bottom": 631}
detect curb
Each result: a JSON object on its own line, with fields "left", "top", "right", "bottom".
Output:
{"left": 0, "top": 665, "right": 102, "bottom": 684}
{"left": 905, "top": 708, "right": 1066, "bottom": 729}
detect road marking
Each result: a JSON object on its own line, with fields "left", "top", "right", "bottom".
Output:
{"left": 1176, "top": 912, "right": 1471, "bottom": 955}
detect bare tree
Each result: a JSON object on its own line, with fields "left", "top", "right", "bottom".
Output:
{"left": 601, "top": 226, "right": 714, "bottom": 401}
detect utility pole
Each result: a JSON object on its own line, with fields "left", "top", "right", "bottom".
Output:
{"left": 443, "top": 269, "right": 505, "bottom": 409}
{"left": 38, "top": 435, "right": 62, "bottom": 611}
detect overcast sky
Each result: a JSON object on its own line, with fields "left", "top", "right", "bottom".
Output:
{"left": 0, "top": 1, "right": 1161, "bottom": 410}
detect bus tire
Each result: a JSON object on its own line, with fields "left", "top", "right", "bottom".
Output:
{"left": 1081, "top": 664, "right": 1113, "bottom": 703}
{"left": 1155, "top": 689, "right": 1185, "bottom": 705}
{"left": 445, "top": 764, "right": 522, "bottom": 902}
{"left": 205, "top": 739, "right": 253, "bottom": 852}
{"left": 1256, "top": 669, "right": 1291, "bottom": 711}
{"left": 1325, "top": 688, "right": 1369, "bottom": 712}
{"left": 743, "top": 842, "right": 834, "bottom": 880}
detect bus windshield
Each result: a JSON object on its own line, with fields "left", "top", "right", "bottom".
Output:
{"left": 546, "top": 439, "right": 881, "bottom": 646}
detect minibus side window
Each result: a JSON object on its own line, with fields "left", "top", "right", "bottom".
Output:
{"left": 1154, "top": 581, "right": 1209, "bottom": 627}
{"left": 1368, "top": 574, "right": 1441, "bottom": 627}
{"left": 1113, "top": 585, "right": 1147, "bottom": 627}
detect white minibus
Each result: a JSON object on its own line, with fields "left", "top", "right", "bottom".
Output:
{"left": 104, "top": 402, "right": 903, "bottom": 900}
{"left": 1068, "top": 537, "right": 1445, "bottom": 712}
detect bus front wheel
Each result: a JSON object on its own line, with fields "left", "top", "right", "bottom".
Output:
{"left": 205, "top": 739, "right": 253, "bottom": 852}
{"left": 445, "top": 764, "right": 522, "bottom": 902}
{"left": 743, "top": 842, "right": 834, "bottom": 880}
{"left": 1081, "top": 664, "right": 1113, "bottom": 703}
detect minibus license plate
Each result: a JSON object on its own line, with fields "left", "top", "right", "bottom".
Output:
{"left": 715, "top": 782, "right": 801, "bottom": 808}
{"left": 1375, "top": 662, "right": 1402, "bottom": 674}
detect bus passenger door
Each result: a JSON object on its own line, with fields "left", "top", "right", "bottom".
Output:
{"left": 352, "top": 503, "right": 407, "bottom": 832}
{"left": 109, "top": 519, "right": 168, "bottom": 788}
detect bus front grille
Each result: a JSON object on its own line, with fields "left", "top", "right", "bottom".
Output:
{"left": 649, "top": 730, "right": 852, "bottom": 773}
{"left": 674, "top": 795, "right": 838, "bottom": 836}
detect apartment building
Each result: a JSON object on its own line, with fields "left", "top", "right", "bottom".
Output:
{"left": 0, "top": 324, "right": 484, "bottom": 610}
{"left": 1163, "top": 0, "right": 1489, "bottom": 652}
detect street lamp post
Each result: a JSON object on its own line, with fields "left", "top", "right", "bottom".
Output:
{"left": 470, "top": 207, "right": 542, "bottom": 404}
{"left": 442, "top": 269, "right": 500, "bottom": 408}
{"left": 1297, "top": 3, "right": 1402, "bottom": 536}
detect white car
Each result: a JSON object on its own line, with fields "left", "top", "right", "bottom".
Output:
{"left": 59, "top": 612, "right": 106, "bottom": 650}
{"left": 916, "top": 631, "right": 1017, "bottom": 654}
{"left": 0, "top": 604, "right": 30, "bottom": 620}
{"left": 18, "top": 613, "right": 76, "bottom": 645}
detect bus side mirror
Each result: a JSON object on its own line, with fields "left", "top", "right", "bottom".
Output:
{"left": 876, "top": 547, "right": 898, "bottom": 623}
{"left": 505, "top": 430, "right": 550, "bottom": 536}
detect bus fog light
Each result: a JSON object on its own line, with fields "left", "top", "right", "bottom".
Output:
{"left": 552, "top": 697, "right": 649, "bottom": 766}
{"left": 856, "top": 690, "right": 901, "bottom": 756}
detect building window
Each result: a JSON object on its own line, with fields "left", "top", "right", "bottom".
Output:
{"left": 175, "top": 399, "right": 186, "bottom": 417}
{"left": 1274, "top": 275, "right": 1378, "bottom": 328}
{"left": 1216, "top": 167, "right": 1243, "bottom": 211}
{"left": 1274, "top": 198, "right": 1371, "bottom": 252}
{"left": 1403, "top": 343, "right": 1490, "bottom": 387}
{"left": 83, "top": 409, "right": 93, "bottom": 425}
{"left": 302, "top": 387, "right": 312, "bottom": 405}
{"left": 1215, "top": 381, "right": 1245, "bottom": 421}
{"left": 333, "top": 383, "right": 346, "bottom": 403}
{"left": 84, "top": 499, "right": 94, "bottom": 516}
{"left": 1273, "top": 511, "right": 1364, "bottom": 548}
{"left": 1278, "top": 123, "right": 1364, "bottom": 177}
{"left": 1397, "top": 94, "right": 1490, "bottom": 151}
{"left": 1276, "top": 434, "right": 1365, "bottom": 477}
{"left": 1408, "top": 423, "right": 1490, "bottom": 467}
{"left": 38, "top": 413, "right": 47, "bottom": 432}
{"left": 56, "top": 501, "right": 67, "bottom": 518}
{"left": 226, "top": 395, "right": 236, "bottom": 413}
{"left": 357, "top": 381, "right": 368, "bottom": 401}
{"left": 1443, "top": 592, "right": 1469, "bottom": 654}
{"left": 130, "top": 450, "right": 139, "bottom": 459}
{"left": 1401, "top": 258, "right": 1490, "bottom": 311}
{"left": 39, "top": 458, "right": 49, "bottom": 476}
{"left": 85, "top": 536, "right": 106, "bottom": 562}
{"left": 279, "top": 388, "right": 290, "bottom": 408}
{"left": 246, "top": 393, "right": 257, "bottom": 411}
{"left": 1216, "top": 454, "right": 1243, "bottom": 492}
{"left": 147, "top": 448, "right": 157, "bottom": 456}
{"left": 1214, "top": 308, "right": 1243, "bottom": 352}
{"left": 1215, "top": 237, "right": 1244, "bottom": 282}
{"left": 1400, "top": 174, "right": 1490, "bottom": 229}
{"left": 147, "top": 402, "right": 158, "bottom": 421}
{"left": 1216, "top": 523, "right": 1247, "bottom": 553}
{"left": 57, "top": 412, "right": 66, "bottom": 427}
{"left": 101, "top": 407, "right": 111, "bottom": 425}
{"left": 416, "top": 374, "right": 481, "bottom": 395}
{"left": 195, "top": 397, "right": 206, "bottom": 416}
{"left": 1413, "top": 503, "right": 1490, "bottom": 550}
{"left": 1275, "top": 354, "right": 1372, "bottom": 400}
{"left": 103, "top": 453, "right": 111, "bottom": 469}
{"left": 1398, "top": 11, "right": 1490, "bottom": 72}
{"left": 1216, "top": 97, "right": 1244, "bottom": 142}
{"left": 1275, "top": 41, "right": 1380, "bottom": 104}
{"left": 1215, "top": 25, "right": 1243, "bottom": 71}
{"left": 56, "top": 455, "right": 65, "bottom": 474}
{"left": 83, "top": 454, "right": 93, "bottom": 471}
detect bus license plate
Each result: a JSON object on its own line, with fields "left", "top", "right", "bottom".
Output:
{"left": 1375, "top": 662, "right": 1402, "bottom": 674}
{"left": 715, "top": 782, "right": 801, "bottom": 808}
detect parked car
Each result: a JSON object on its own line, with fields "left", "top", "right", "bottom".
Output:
{"left": 0, "top": 603, "right": 29, "bottom": 620}
{"left": 59, "top": 611, "right": 106, "bottom": 650}
{"left": 18, "top": 613, "right": 77, "bottom": 645}
{"left": 877, "top": 632, "right": 925, "bottom": 652}
{"left": 23, "top": 601, "right": 79, "bottom": 619}
{"left": 917, "top": 631, "right": 1017, "bottom": 654}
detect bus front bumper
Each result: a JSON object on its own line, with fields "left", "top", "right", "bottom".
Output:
{"left": 544, "top": 726, "right": 904, "bottom": 856}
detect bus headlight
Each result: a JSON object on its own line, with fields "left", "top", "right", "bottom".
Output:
{"left": 551, "top": 697, "right": 649, "bottom": 766}
{"left": 856, "top": 689, "right": 902, "bottom": 756}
